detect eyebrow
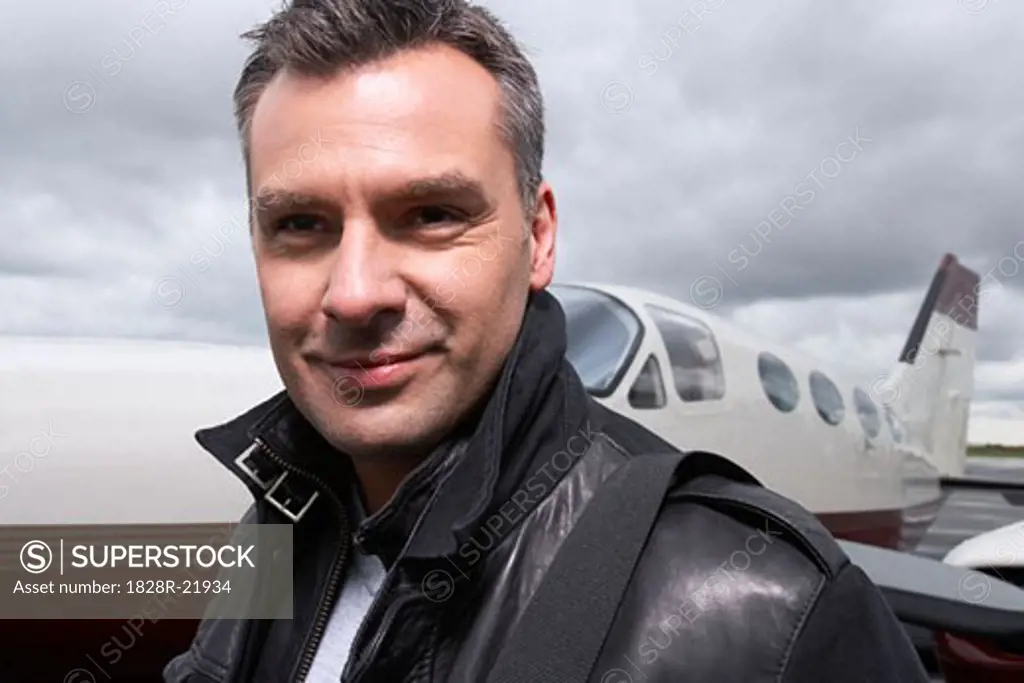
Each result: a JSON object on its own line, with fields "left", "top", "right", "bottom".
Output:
{"left": 251, "top": 171, "right": 490, "bottom": 222}
{"left": 399, "top": 171, "right": 488, "bottom": 202}
{"left": 252, "top": 188, "right": 321, "bottom": 216}
{"left": 247, "top": 189, "right": 317, "bottom": 232}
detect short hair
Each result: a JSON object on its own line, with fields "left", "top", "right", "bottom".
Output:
{"left": 233, "top": 0, "right": 545, "bottom": 214}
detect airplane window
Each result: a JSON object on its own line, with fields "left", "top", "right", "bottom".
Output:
{"left": 549, "top": 285, "right": 642, "bottom": 396}
{"left": 628, "top": 354, "right": 667, "bottom": 409}
{"left": 853, "top": 387, "right": 882, "bottom": 439}
{"left": 884, "top": 406, "right": 907, "bottom": 443}
{"left": 757, "top": 351, "right": 800, "bottom": 413}
{"left": 645, "top": 305, "right": 725, "bottom": 402}
{"left": 809, "top": 370, "right": 845, "bottom": 425}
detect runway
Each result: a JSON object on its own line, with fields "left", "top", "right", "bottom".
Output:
{"left": 915, "top": 456, "right": 1024, "bottom": 561}
{"left": 904, "top": 456, "right": 1024, "bottom": 681}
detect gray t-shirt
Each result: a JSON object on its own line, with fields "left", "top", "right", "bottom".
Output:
{"left": 304, "top": 492, "right": 387, "bottom": 682}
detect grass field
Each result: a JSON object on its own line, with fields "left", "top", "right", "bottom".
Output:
{"left": 967, "top": 443, "right": 1024, "bottom": 458}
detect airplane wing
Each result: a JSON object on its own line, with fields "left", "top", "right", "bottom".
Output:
{"left": 839, "top": 539, "right": 1024, "bottom": 645}
{"left": 939, "top": 475, "right": 1024, "bottom": 506}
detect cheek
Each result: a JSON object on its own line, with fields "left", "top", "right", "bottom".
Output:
{"left": 258, "top": 261, "right": 324, "bottom": 335}
{"left": 412, "top": 244, "right": 525, "bottom": 342}
{"left": 412, "top": 234, "right": 523, "bottom": 307}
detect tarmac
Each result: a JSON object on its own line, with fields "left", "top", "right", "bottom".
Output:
{"left": 908, "top": 456, "right": 1024, "bottom": 681}
{"left": 915, "top": 455, "right": 1024, "bottom": 562}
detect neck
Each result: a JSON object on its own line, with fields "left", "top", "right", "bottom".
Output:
{"left": 348, "top": 378, "right": 496, "bottom": 515}
{"left": 350, "top": 452, "right": 428, "bottom": 515}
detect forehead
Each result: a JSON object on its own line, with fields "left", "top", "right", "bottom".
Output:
{"left": 247, "top": 44, "right": 511, "bottom": 195}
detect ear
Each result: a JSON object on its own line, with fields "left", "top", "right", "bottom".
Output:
{"left": 527, "top": 180, "right": 557, "bottom": 292}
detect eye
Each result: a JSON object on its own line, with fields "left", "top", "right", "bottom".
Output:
{"left": 275, "top": 214, "right": 328, "bottom": 234}
{"left": 412, "top": 206, "right": 464, "bottom": 227}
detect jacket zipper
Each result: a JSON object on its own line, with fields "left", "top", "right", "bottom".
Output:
{"left": 337, "top": 528, "right": 402, "bottom": 683}
{"left": 342, "top": 591, "right": 417, "bottom": 682}
{"left": 249, "top": 438, "right": 351, "bottom": 683}
{"left": 340, "top": 445, "right": 466, "bottom": 683}
{"left": 337, "top": 448, "right": 462, "bottom": 683}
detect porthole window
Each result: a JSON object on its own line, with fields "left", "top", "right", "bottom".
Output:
{"left": 853, "top": 387, "right": 882, "bottom": 439}
{"left": 628, "top": 354, "right": 667, "bottom": 409}
{"left": 884, "top": 406, "right": 907, "bottom": 443}
{"left": 809, "top": 370, "right": 845, "bottom": 425}
{"left": 757, "top": 352, "right": 799, "bottom": 413}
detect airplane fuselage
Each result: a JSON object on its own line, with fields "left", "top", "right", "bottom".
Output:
{"left": 551, "top": 282, "right": 946, "bottom": 551}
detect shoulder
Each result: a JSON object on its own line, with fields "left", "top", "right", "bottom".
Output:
{"left": 590, "top": 454, "right": 858, "bottom": 682}
{"left": 663, "top": 462, "right": 850, "bottom": 580}
{"left": 580, "top": 403, "right": 922, "bottom": 681}
{"left": 588, "top": 400, "right": 849, "bottom": 581}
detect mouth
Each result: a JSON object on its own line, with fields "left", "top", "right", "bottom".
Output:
{"left": 328, "top": 350, "right": 425, "bottom": 369}
{"left": 313, "top": 347, "right": 439, "bottom": 392}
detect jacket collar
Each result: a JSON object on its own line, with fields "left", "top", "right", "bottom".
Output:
{"left": 194, "top": 288, "right": 585, "bottom": 567}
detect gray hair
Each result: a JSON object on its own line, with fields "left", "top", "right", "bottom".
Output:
{"left": 233, "top": 0, "right": 545, "bottom": 214}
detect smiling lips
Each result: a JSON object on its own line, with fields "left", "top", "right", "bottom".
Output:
{"left": 324, "top": 350, "right": 431, "bottom": 389}
{"left": 332, "top": 350, "right": 421, "bottom": 368}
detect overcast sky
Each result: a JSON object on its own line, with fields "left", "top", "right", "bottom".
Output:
{"left": 4, "top": 0, "right": 1023, "bottom": 432}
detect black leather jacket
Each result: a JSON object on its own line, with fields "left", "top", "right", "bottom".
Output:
{"left": 164, "top": 290, "right": 930, "bottom": 683}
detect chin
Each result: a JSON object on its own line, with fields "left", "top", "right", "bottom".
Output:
{"left": 327, "top": 414, "right": 447, "bottom": 461}
{"left": 301, "top": 383, "right": 455, "bottom": 460}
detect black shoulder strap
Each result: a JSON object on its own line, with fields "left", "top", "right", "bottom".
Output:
{"left": 484, "top": 450, "right": 687, "bottom": 683}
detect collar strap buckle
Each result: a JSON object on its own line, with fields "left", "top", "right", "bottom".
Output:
{"left": 233, "top": 441, "right": 319, "bottom": 523}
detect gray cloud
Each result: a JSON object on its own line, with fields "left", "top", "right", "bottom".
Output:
{"left": 2, "top": 0, "right": 1023, "bottom": 409}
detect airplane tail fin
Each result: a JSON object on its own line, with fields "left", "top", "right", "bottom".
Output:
{"left": 873, "top": 253, "right": 979, "bottom": 478}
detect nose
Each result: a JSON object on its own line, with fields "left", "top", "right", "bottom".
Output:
{"left": 320, "top": 220, "right": 407, "bottom": 331}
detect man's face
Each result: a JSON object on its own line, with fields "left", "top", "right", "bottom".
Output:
{"left": 246, "top": 45, "right": 557, "bottom": 461}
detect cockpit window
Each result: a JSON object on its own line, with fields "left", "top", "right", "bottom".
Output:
{"left": 628, "top": 354, "right": 667, "bottom": 409}
{"left": 646, "top": 305, "right": 726, "bottom": 402}
{"left": 549, "top": 285, "right": 642, "bottom": 396}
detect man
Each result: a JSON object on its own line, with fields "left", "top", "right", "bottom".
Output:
{"left": 165, "top": 1, "right": 931, "bottom": 681}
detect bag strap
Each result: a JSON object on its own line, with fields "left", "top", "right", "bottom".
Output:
{"left": 484, "top": 450, "right": 687, "bottom": 683}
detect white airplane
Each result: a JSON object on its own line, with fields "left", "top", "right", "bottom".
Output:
{"left": 0, "top": 252, "right": 1021, "bottom": 681}
{"left": 550, "top": 252, "right": 1024, "bottom": 552}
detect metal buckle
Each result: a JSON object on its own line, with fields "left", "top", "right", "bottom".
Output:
{"left": 234, "top": 440, "right": 318, "bottom": 523}
{"left": 265, "top": 473, "right": 319, "bottom": 523}
{"left": 233, "top": 442, "right": 280, "bottom": 490}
